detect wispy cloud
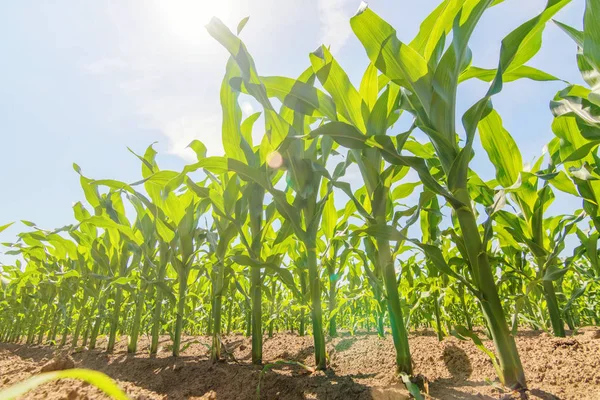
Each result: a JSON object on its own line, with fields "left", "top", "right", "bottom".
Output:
{"left": 317, "top": 0, "right": 353, "bottom": 53}
{"left": 85, "top": 57, "right": 223, "bottom": 161}
{"left": 163, "top": 114, "right": 221, "bottom": 162}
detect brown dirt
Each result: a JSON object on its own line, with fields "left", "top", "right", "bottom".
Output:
{"left": 39, "top": 355, "right": 76, "bottom": 373}
{"left": 1, "top": 328, "right": 599, "bottom": 400}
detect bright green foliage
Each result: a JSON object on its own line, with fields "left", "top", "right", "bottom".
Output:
{"left": 1, "top": 0, "right": 600, "bottom": 396}
{"left": 0, "top": 369, "right": 129, "bottom": 400}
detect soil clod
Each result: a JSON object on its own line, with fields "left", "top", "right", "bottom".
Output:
{"left": 40, "top": 355, "right": 75, "bottom": 373}
{"left": 1, "top": 330, "right": 598, "bottom": 400}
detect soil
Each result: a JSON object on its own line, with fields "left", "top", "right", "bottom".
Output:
{"left": 1, "top": 328, "right": 599, "bottom": 400}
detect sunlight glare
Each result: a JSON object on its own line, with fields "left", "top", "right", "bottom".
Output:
{"left": 157, "top": 0, "right": 232, "bottom": 45}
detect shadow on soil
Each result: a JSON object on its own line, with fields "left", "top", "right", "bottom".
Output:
{"left": 1, "top": 331, "right": 570, "bottom": 400}
{"left": 442, "top": 345, "right": 472, "bottom": 380}
{"left": 1, "top": 341, "right": 411, "bottom": 400}
{"left": 427, "top": 379, "right": 496, "bottom": 400}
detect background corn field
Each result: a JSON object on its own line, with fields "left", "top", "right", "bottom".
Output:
{"left": 1, "top": 0, "right": 600, "bottom": 394}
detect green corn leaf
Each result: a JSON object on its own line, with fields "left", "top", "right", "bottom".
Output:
{"left": 310, "top": 121, "right": 367, "bottom": 149}
{"left": 0, "top": 222, "right": 14, "bottom": 234}
{"left": 542, "top": 264, "right": 570, "bottom": 281}
{"left": 562, "top": 281, "right": 589, "bottom": 312}
{"left": 128, "top": 143, "right": 157, "bottom": 178}
{"left": 309, "top": 46, "right": 367, "bottom": 132}
{"left": 351, "top": 5, "right": 432, "bottom": 115}
{"left": 507, "top": 0, "right": 572, "bottom": 72}
{"left": 478, "top": 109, "right": 523, "bottom": 188}
{"left": 321, "top": 191, "right": 337, "bottom": 240}
{"left": 221, "top": 57, "right": 247, "bottom": 162}
{"left": 207, "top": 17, "right": 296, "bottom": 154}
{"left": 241, "top": 112, "right": 260, "bottom": 148}
{"left": 392, "top": 182, "right": 421, "bottom": 200}
{"left": 563, "top": 141, "right": 600, "bottom": 163}
{"left": 73, "top": 164, "right": 102, "bottom": 210}
{"left": 459, "top": 65, "right": 560, "bottom": 83}
{"left": 226, "top": 159, "right": 305, "bottom": 241}
{"left": 188, "top": 139, "right": 207, "bottom": 160}
{"left": 232, "top": 254, "right": 300, "bottom": 298}
{"left": 81, "top": 216, "right": 143, "bottom": 246}
{"left": 357, "top": 224, "right": 477, "bottom": 294}
{"left": 429, "top": 0, "right": 494, "bottom": 150}
{"left": 161, "top": 157, "right": 229, "bottom": 196}
{"left": 230, "top": 75, "right": 337, "bottom": 120}
{"left": 400, "top": 373, "right": 424, "bottom": 400}
{"left": 552, "top": 116, "right": 592, "bottom": 165}
{"left": 455, "top": 0, "right": 571, "bottom": 193}
{"left": 359, "top": 62, "right": 379, "bottom": 110}
{"left": 452, "top": 326, "right": 502, "bottom": 383}
{"left": 366, "top": 84, "right": 401, "bottom": 136}
{"left": 331, "top": 181, "right": 374, "bottom": 223}
{"left": 547, "top": 170, "right": 580, "bottom": 196}
{"left": 311, "top": 121, "right": 462, "bottom": 208}
{"left": 583, "top": 0, "right": 600, "bottom": 73}
{"left": 463, "top": 0, "right": 573, "bottom": 143}
{"left": 237, "top": 16, "right": 249, "bottom": 35}
{"left": 409, "top": 0, "right": 466, "bottom": 62}
{"left": 0, "top": 369, "right": 129, "bottom": 400}
{"left": 550, "top": 93, "right": 600, "bottom": 136}
{"left": 553, "top": 20, "right": 583, "bottom": 47}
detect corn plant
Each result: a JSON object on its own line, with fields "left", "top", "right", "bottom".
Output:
{"left": 2, "top": 0, "right": 600, "bottom": 394}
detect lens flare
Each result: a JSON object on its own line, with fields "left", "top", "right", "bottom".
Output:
{"left": 267, "top": 151, "right": 283, "bottom": 169}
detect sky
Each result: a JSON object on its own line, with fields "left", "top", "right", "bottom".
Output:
{"left": 0, "top": 0, "right": 587, "bottom": 264}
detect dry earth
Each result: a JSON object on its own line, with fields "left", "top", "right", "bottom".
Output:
{"left": 1, "top": 329, "right": 599, "bottom": 400}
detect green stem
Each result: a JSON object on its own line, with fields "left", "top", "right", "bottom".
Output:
{"left": 246, "top": 307, "right": 252, "bottom": 337}
{"left": 129, "top": 260, "right": 151, "bottom": 353}
{"left": 542, "top": 280, "right": 565, "bottom": 337}
{"left": 226, "top": 298, "right": 233, "bottom": 335}
{"left": 173, "top": 271, "right": 188, "bottom": 357}
{"left": 455, "top": 203, "right": 526, "bottom": 389}
{"left": 89, "top": 294, "right": 106, "bottom": 350}
{"left": 47, "top": 308, "right": 59, "bottom": 345}
{"left": 433, "top": 289, "right": 444, "bottom": 341}
{"left": 377, "top": 299, "right": 386, "bottom": 337}
{"left": 82, "top": 322, "right": 91, "bottom": 348}
{"left": 26, "top": 304, "right": 39, "bottom": 344}
{"left": 378, "top": 237, "right": 412, "bottom": 375}
{"left": 211, "top": 260, "right": 224, "bottom": 362}
{"left": 328, "top": 263, "right": 337, "bottom": 337}
{"left": 249, "top": 183, "right": 265, "bottom": 363}
{"left": 150, "top": 243, "right": 168, "bottom": 355}
{"left": 60, "top": 302, "right": 74, "bottom": 347}
{"left": 72, "top": 293, "right": 89, "bottom": 348}
{"left": 207, "top": 293, "right": 213, "bottom": 336}
{"left": 106, "top": 287, "right": 123, "bottom": 352}
{"left": 268, "top": 280, "right": 276, "bottom": 338}
{"left": 307, "top": 244, "right": 326, "bottom": 370}
{"left": 458, "top": 285, "right": 473, "bottom": 331}
{"left": 299, "top": 270, "right": 307, "bottom": 337}
{"left": 108, "top": 250, "right": 130, "bottom": 353}
{"left": 564, "top": 310, "right": 575, "bottom": 331}
{"left": 365, "top": 298, "right": 371, "bottom": 333}
{"left": 251, "top": 266, "right": 262, "bottom": 363}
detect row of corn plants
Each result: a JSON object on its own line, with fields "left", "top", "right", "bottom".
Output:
{"left": 1, "top": 0, "right": 600, "bottom": 393}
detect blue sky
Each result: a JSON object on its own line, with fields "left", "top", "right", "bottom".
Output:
{"left": 0, "top": 0, "right": 587, "bottom": 263}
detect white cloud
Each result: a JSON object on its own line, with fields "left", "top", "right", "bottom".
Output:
{"left": 85, "top": 56, "right": 223, "bottom": 161}
{"left": 85, "top": 58, "right": 130, "bottom": 74}
{"left": 317, "top": 0, "right": 353, "bottom": 53}
{"left": 163, "top": 114, "right": 221, "bottom": 162}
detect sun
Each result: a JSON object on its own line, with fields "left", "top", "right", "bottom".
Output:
{"left": 156, "top": 0, "right": 232, "bottom": 45}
